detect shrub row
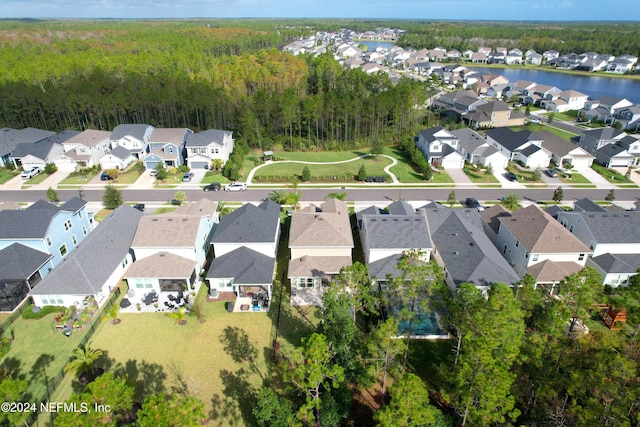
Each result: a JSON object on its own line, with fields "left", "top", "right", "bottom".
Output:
{"left": 21, "top": 304, "right": 66, "bottom": 320}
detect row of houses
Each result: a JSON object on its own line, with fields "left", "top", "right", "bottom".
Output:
{"left": 0, "top": 124, "right": 235, "bottom": 172}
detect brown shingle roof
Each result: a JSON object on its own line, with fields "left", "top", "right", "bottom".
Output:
{"left": 480, "top": 204, "right": 511, "bottom": 234}
{"left": 149, "top": 128, "right": 189, "bottom": 144}
{"left": 287, "top": 256, "right": 352, "bottom": 278}
{"left": 526, "top": 260, "right": 583, "bottom": 283}
{"left": 498, "top": 205, "right": 590, "bottom": 253}
{"left": 289, "top": 200, "right": 353, "bottom": 248}
{"left": 125, "top": 252, "right": 196, "bottom": 279}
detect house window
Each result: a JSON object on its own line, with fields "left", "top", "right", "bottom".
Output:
{"left": 78, "top": 210, "right": 83, "bottom": 219}
{"left": 46, "top": 236, "right": 52, "bottom": 247}
{"left": 56, "top": 295, "right": 63, "bottom": 304}
{"left": 589, "top": 241, "right": 595, "bottom": 250}
{"left": 297, "top": 278, "right": 315, "bottom": 288}
{"left": 525, "top": 252, "right": 529, "bottom": 259}
{"left": 64, "top": 219, "right": 72, "bottom": 231}
{"left": 82, "top": 225, "right": 88, "bottom": 236}
{"left": 578, "top": 253, "right": 585, "bottom": 261}
{"left": 515, "top": 240, "right": 520, "bottom": 248}
{"left": 532, "top": 254, "right": 539, "bottom": 262}
{"left": 569, "top": 224, "right": 575, "bottom": 233}
{"left": 503, "top": 245, "right": 507, "bottom": 255}
{"left": 210, "top": 148, "right": 219, "bottom": 154}
{"left": 121, "top": 257, "right": 128, "bottom": 269}
{"left": 59, "top": 244, "right": 67, "bottom": 257}
{"left": 199, "top": 147, "right": 207, "bottom": 154}
{"left": 72, "top": 234, "right": 77, "bottom": 245}
{"left": 135, "top": 279, "right": 144, "bottom": 289}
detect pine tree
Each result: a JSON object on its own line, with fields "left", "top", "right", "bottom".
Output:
{"left": 552, "top": 186, "right": 564, "bottom": 204}
{"left": 357, "top": 164, "right": 367, "bottom": 181}
{"left": 301, "top": 165, "right": 311, "bottom": 182}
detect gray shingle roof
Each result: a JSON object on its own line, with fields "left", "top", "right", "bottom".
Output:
{"left": 10, "top": 130, "right": 79, "bottom": 160}
{"left": 29, "top": 205, "right": 143, "bottom": 297}
{"left": 451, "top": 128, "right": 486, "bottom": 154}
{"left": 422, "top": 205, "right": 519, "bottom": 287}
{"left": 185, "top": 129, "right": 233, "bottom": 147}
{"left": 212, "top": 201, "right": 280, "bottom": 244}
{"left": 590, "top": 253, "right": 640, "bottom": 274}
{"left": 581, "top": 127, "right": 625, "bottom": 140}
{"left": 60, "top": 197, "right": 87, "bottom": 214}
{"left": 571, "top": 211, "right": 640, "bottom": 244}
{"left": 0, "top": 127, "right": 56, "bottom": 156}
{"left": 110, "top": 124, "right": 152, "bottom": 141}
{"left": 361, "top": 214, "right": 431, "bottom": 250}
{"left": 368, "top": 253, "right": 405, "bottom": 281}
{"left": 0, "top": 243, "right": 52, "bottom": 280}
{"left": 387, "top": 201, "right": 415, "bottom": 216}
{"left": 573, "top": 198, "right": 606, "bottom": 213}
{"left": 108, "top": 146, "right": 134, "bottom": 160}
{"left": 0, "top": 200, "right": 60, "bottom": 239}
{"left": 485, "top": 128, "right": 531, "bottom": 152}
{"left": 207, "top": 246, "right": 275, "bottom": 285}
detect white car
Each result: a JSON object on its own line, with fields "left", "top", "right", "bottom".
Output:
{"left": 225, "top": 182, "right": 247, "bottom": 192}
{"left": 21, "top": 167, "right": 41, "bottom": 179}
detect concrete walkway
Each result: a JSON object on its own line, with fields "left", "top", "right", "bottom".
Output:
{"left": 245, "top": 154, "right": 400, "bottom": 184}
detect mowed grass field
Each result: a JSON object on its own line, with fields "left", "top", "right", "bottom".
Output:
{"left": 253, "top": 155, "right": 392, "bottom": 180}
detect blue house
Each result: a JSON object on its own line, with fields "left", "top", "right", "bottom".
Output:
{"left": 0, "top": 197, "right": 92, "bottom": 267}
{"left": 143, "top": 128, "right": 192, "bottom": 170}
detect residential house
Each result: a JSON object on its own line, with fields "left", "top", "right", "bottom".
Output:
{"left": 481, "top": 73, "right": 509, "bottom": 87}
{"left": 206, "top": 246, "right": 276, "bottom": 303}
{"left": 422, "top": 203, "right": 519, "bottom": 292}
{"left": 416, "top": 126, "right": 465, "bottom": 169}
{"left": 0, "top": 197, "right": 92, "bottom": 267}
{"left": 211, "top": 200, "right": 280, "bottom": 258}
{"left": 486, "top": 205, "right": 590, "bottom": 282}
{"left": 505, "top": 52, "right": 523, "bottom": 65}
{"left": 595, "top": 143, "right": 635, "bottom": 167}
{"left": 462, "top": 101, "right": 526, "bottom": 129}
{"left": 0, "top": 243, "right": 54, "bottom": 311}
{"left": 144, "top": 128, "right": 192, "bottom": 170}
{"left": 185, "top": 129, "right": 234, "bottom": 169}
{"left": 471, "top": 52, "right": 488, "bottom": 63}
{"left": 358, "top": 201, "right": 431, "bottom": 266}
{"left": 542, "top": 89, "right": 589, "bottom": 112}
{"left": 487, "top": 51, "right": 506, "bottom": 64}
{"left": 131, "top": 198, "right": 218, "bottom": 270}
{"left": 109, "top": 124, "right": 154, "bottom": 159}
{"left": 542, "top": 50, "right": 560, "bottom": 62}
{"left": 288, "top": 199, "right": 353, "bottom": 306}
{"left": 588, "top": 253, "right": 640, "bottom": 287}
{"left": 522, "top": 84, "right": 562, "bottom": 106}
{"left": 525, "top": 50, "right": 543, "bottom": 65}
{"left": 537, "top": 131, "right": 594, "bottom": 170}
{"left": 607, "top": 57, "right": 635, "bottom": 74}
{"left": 612, "top": 106, "right": 640, "bottom": 132}
{"left": 9, "top": 130, "right": 79, "bottom": 171}
{"left": 556, "top": 210, "right": 640, "bottom": 257}
{"left": 485, "top": 128, "right": 552, "bottom": 169}
{"left": 99, "top": 146, "right": 137, "bottom": 171}
{"left": 29, "top": 204, "right": 143, "bottom": 308}
{"left": 582, "top": 96, "right": 634, "bottom": 122}
{"left": 0, "top": 127, "right": 55, "bottom": 168}
{"left": 451, "top": 127, "right": 509, "bottom": 170}
{"left": 57, "top": 130, "right": 111, "bottom": 170}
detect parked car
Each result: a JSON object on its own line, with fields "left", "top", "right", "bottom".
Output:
{"left": 527, "top": 117, "right": 541, "bottom": 124}
{"left": 149, "top": 169, "right": 158, "bottom": 177}
{"left": 225, "top": 182, "right": 247, "bottom": 192}
{"left": 21, "top": 167, "right": 41, "bottom": 179}
{"left": 505, "top": 171, "right": 518, "bottom": 182}
{"left": 465, "top": 197, "right": 485, "bottom": 212}
{"left": 203, "top": 182, "right": 221, "bottom": 192}
{"left": 100, "top": 172, "right": 113, "bottom": 181}
{"left": 182, "top": 172, "right": 194, "bottom": 182}
{"left": 546, "top": 168, "right": 559, "bottom": 178}
{"left": 132, "top": 203, "right": 145, "bottom": 212}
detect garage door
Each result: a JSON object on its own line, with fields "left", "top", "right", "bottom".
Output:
{"left": 145, "top": 161, "right": 160, "bottom": 170}
{"left": 190, "top": 162, "right": 209, "bottom": 169}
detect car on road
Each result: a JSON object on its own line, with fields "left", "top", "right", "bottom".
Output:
{"left": 132, "top": 203, "right": 145, "bottom": 212}
{"left": 203, "top": 182, "right": 221, "bottom": 192}
{"left": 546, "top": 168, "right": 559, "bottom": 178}
{"left": 465, "top": 197, "right": 485, "bottom": 212}
{"left": 21, "top": 167, "right": 41, "bottom": 179}
{"left": 505, "top": 171, "right": 518, "bottom": 182}
{"left": 100, "top": 172, "right": 113, "bottom": 181}
{"left": 225, "top": 182, "right": 247, "bottom": 192}
{"left": 182, "top": 172, "right": 194, "bottom": 182}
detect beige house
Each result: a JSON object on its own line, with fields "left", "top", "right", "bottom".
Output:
{"left": 288, "top": 199, "right": 354, "bottom": 306}
{"left": 462, "top": 101, "right": 526, "bottom": 128}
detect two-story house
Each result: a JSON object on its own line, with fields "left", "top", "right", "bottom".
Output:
{"left": 542, "top": 89, "right": 589, "bottom": 113}
{"left": 143, "top": 128, "right": 192, "bottom": 170}
{"left": 108, "top": 124, "right": 155, "bottom": 158}
{"left": 57, "top": 129, "right": 111, "bottom": 170}
{"left": 612, "top": 106, "right": 640, "bottom": 132}
{"left": 29, "top": 204, "right": 143, "bottom": 309}
{"left": 415, "top": 126, "right": 465, "bottom": 169}
{"left": 423, "top": 203, "right": 519, "bottom": 293}
{"left": 207, "top": 201, "right": 280, "bottom": 302}
{"left": 578, "top": 127, "right": 627, "bottom": 155}
{"left": 451, "top": 127, "right": 509, "bottom": 170}
{"left": 486, "top": 205, "right": 590, "bottom": 283}
{"left": 485, "top": 128, "right": 552, "bottom": 169}
{"left": 288, "top": 199, "right": 354, "bottom": 306}
{"left": 0, "top": 197, "right": 92, "bottom": 268}
{"left": 0, "top": 127, "right": 55, "bottom": 168}
{"left": 462, "top": 101, "right": 526, "bottom": 129}
{"left": 185, "top": 129, "right": 234, "bottom": 169}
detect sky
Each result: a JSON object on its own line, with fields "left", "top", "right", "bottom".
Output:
{"left": 1, "top": 0, "right": 638, "bottom": 21}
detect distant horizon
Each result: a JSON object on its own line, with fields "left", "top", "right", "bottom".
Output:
{"left": 2, "top": 0, "right": 639, "bottom": 22}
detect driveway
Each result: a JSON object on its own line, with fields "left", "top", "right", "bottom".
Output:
{"left": 30, "top": 171, "right": 71, "bottom": 190}
{"left": 446, "top": 168, "right": 474, "bottom": 186}
{"left": 176, "top": 168, "right": 208, "bottom": 190}
{"left": 493, "top": 167, "right": 526, "bottom": 189}
{"left": 579, "top": 167, "right": 615, "bottom": 189}
{"left": 128, "top": 169, "right": 157, "bottom": 190}
{"left": 1, "top": 174, "right": 26, "bottom": 190}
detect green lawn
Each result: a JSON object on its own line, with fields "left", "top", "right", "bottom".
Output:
{"left": 59, "top": 169, "right": 100, "bottom": 185}
{"left": 0, "top": 168, "right": 19, "bottom": 184}
{"left": 559, "top": 172, "right": 591, "bottom": 184}
{"left": 384, "top": 147, "right": 425, "bottom": 183}
{"left": 463, "top": 166, "right": 500, "bottom": 183}
{"left": 110, "top": 167, "right": 142, "bottom": 184}
{"left": 0, "top": 311, "right": 96, "bottom": 405}
{"left": 540, "top": 110, "right": 579, "bottom": 122}
{"left": 201, "top": 171, "right": 231, "bottom": 185}
{"left": 22, "top": 171, "right": 51, "bottom": 186}
{"left": 253, "top": 156, "right": 392, "bottom": 182}
{"left": 591, "top": 164, "right": 634, "bottom": 184}
{"left": 272, "top": 150, "right": 363, "bottom": 162}
{"left": 505, "top": 162, "right": 543, "bottom": 183}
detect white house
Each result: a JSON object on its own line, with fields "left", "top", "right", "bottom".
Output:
{"left": 109, "top": 124, "right": 154, "bottom": 158}
{"left": 416, "top": 126, "right": 465, "bottom": 169}
{"left": 57, "top": 129, "right": 111, "bottom": 170}
{"left": 99, "top": 146, "right": 137, "bottom": 170}
{"left": 185, "top": 129, "right": 234, "bottom": 169}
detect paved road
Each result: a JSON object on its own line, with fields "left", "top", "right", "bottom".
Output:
{"left": 2, "top": 187, "right": 639, "bottom": 205}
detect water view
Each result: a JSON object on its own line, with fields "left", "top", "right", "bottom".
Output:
{"left": 466, "top": 66, "right": 640, "bottom": 104}
{"left": 358, "top": 40, "right": 395, "bottom": 51}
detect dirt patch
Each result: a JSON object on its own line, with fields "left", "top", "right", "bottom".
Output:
{"left": 347, "top": 383, "right": 385, "bottom": 426}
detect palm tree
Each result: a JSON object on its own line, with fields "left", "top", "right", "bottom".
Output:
{"left": 101, "top": 303, "right": 121, "bottom": 325}
{"left": 267, "top": 190, "right": 288, "bottom": 205}
{"left": 167, "top": 307, "right": 187, "bottom": 325}
{"left": 501, "top": 193, "right": 521, "bottom": 211}
{"left": 64, "top": 345, "right": 103, "bottom": 379}
{"left": 325, "top": 192, "right": 347, "bottom": 201}
{"left": 217, "top": 201, "right": 232, "bottom": 217}
{"left": 286, "top": 190, "right": 301, "bottom": 212}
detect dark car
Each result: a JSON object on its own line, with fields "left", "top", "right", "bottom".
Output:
{"left": 203, "top": 182, "right": 221, "bottom": 192}
{"left": 505, "top": 171, "right": 518, "bottom": 182}
{"left": 465, "top": 197, "right": 485, "bottom": 212}
{"left": 182, "top": 172, "right": 194, "bottom": 182}
{"left": 132, "top": 203, "right": 145, "bottom": 212}
{"left": 546, "top": 168, "right": 559, "bottom": 178}
{"left": 100, "top": 172, "right": 113, "bottom": 181}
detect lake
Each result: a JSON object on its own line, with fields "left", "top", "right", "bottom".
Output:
{"left": 466, "top": 66, "right": 640, "bottom": 104}
{"left": 357, "top": 40, "right": 395, "bottom": 51}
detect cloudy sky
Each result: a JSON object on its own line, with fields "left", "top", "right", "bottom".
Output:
{"left": 1, "top": 0, "right": 636, "bottom": 21}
